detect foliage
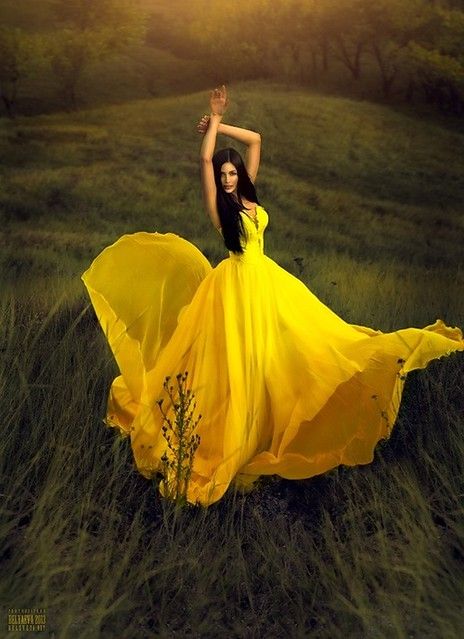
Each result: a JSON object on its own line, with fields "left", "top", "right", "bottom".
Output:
{"left": 157, "top": 372, "right": 202, "bottom": 507}
{"left": 357, "top": 0, "right": 439, "bottom": 97}
{"left": 1, "top": 0, "right": 464, "bottom": 115}
{"left": 46, "top": 0, "right": 148, "bottom": 109}
{"left": 0, "top": 27, "right": 45, "bottom": 117}
{"left": 406, "top": 41, "right": 464, "bottom": 113}
{"left": 400, "top": 7, "right": 464, "bottom": 112}
{"left": 166, "top": 0, "right": 464, "bottom": 113}
{"left": 47, "top": 29, "right": 108, "bottom": 109}
{"left": 51, "top": 0, "right": 146, "bottom": 33}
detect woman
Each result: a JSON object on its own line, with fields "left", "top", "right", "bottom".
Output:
{"left": 82, "top": 85, "right": 464, "bottom": 507}
{"left": 198, "top": 85, "right": 262, "bottom": 252}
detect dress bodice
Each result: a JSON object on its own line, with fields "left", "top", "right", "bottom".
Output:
{"left": 227, "top": 204, "right": 268, "bottom": 264}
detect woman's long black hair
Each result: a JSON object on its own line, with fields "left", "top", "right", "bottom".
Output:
{"left": 212, "top": 147, "right": 260, "bottom": 254}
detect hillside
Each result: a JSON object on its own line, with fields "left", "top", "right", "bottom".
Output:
{"left": 1, "top": 81, "right": 463, "bottom": 326}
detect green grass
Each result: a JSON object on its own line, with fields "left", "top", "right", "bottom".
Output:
{"left": 1, "top": 82, "right": 464, "bottom": 637}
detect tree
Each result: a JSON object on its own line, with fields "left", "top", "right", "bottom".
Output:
{"left": 403, "top": 6, "right": 464, "bottom": 112}
{"left": 270, "top": 0, "right": 319, "bottom": 81}
{"left": 323, "top": 0, "right": 371, "bottom": 80}
{"left": 361, "top": 0, "right": 442, "bottom": 98}
{"left": 47, "top": 0, "right": 148, "bottom": 109}
{"left": 48, "top": 29, "right": 108, "bottom": 109}
{"left": 0, "top": 27, "right": 44, "bottom": 118}
{"left": 406, "top": 42, "right": 464, "bottom": 113}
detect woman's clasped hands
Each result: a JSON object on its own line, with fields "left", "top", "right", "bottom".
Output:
{"left": 210, "top": 84, "right": 228, "bottom": 115}
{"left": 196, "top": 84, "right": 228, "bottom": 135}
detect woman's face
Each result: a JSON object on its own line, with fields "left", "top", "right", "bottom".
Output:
{"left": 220, "top": 162, "right": 238, "bottom": 195}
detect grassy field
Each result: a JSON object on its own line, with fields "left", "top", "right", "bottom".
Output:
{"left": 1, "top": 82, "right": 464, "bottom": 637}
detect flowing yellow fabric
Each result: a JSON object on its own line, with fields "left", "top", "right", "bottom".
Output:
{"left": 82, "top": 205, "right": 464, "bottom": 506}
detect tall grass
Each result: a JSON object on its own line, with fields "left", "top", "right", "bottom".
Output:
{"left": 0, "top": 290, "right": 463, "bottom": 637}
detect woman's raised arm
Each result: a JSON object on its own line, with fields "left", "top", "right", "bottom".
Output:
{"left": 199, "top": 86, "right": 228, "bottom": 231}
{"left": 198, "top": 116, "right": 261, "bottom": 184}
{"left": 220, "top": 122, "right": 261, "bottom": 183}
{"left": 200, "top": 114, "right": 222, "bottom": 230}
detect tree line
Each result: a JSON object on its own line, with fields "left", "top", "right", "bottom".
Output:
{"left": 1, "top": 0, "right": 463, "bottom": 117}
{"left": 166, "top": 0, "right": 464, "bottom": 114}
{"left": 0, "top": 0, "right": 147, "bottom": 117}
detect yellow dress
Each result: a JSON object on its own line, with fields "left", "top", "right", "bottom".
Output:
{"left": 81, "top": 204, "right": 464, "bottom": 506}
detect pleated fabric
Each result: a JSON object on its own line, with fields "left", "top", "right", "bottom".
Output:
{"left": 82, "top": 205, "right": 464, "bottom": 506}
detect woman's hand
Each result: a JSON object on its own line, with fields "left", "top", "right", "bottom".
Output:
{"left": 209, "top": 84, "right": 228, "bottom": 116}
{"left": 196, "top": 114, "right": 211, "bottom": 135}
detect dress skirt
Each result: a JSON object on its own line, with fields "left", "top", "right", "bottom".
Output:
{"left": 82, "top": 226, "right": 464, "bottom": 506}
